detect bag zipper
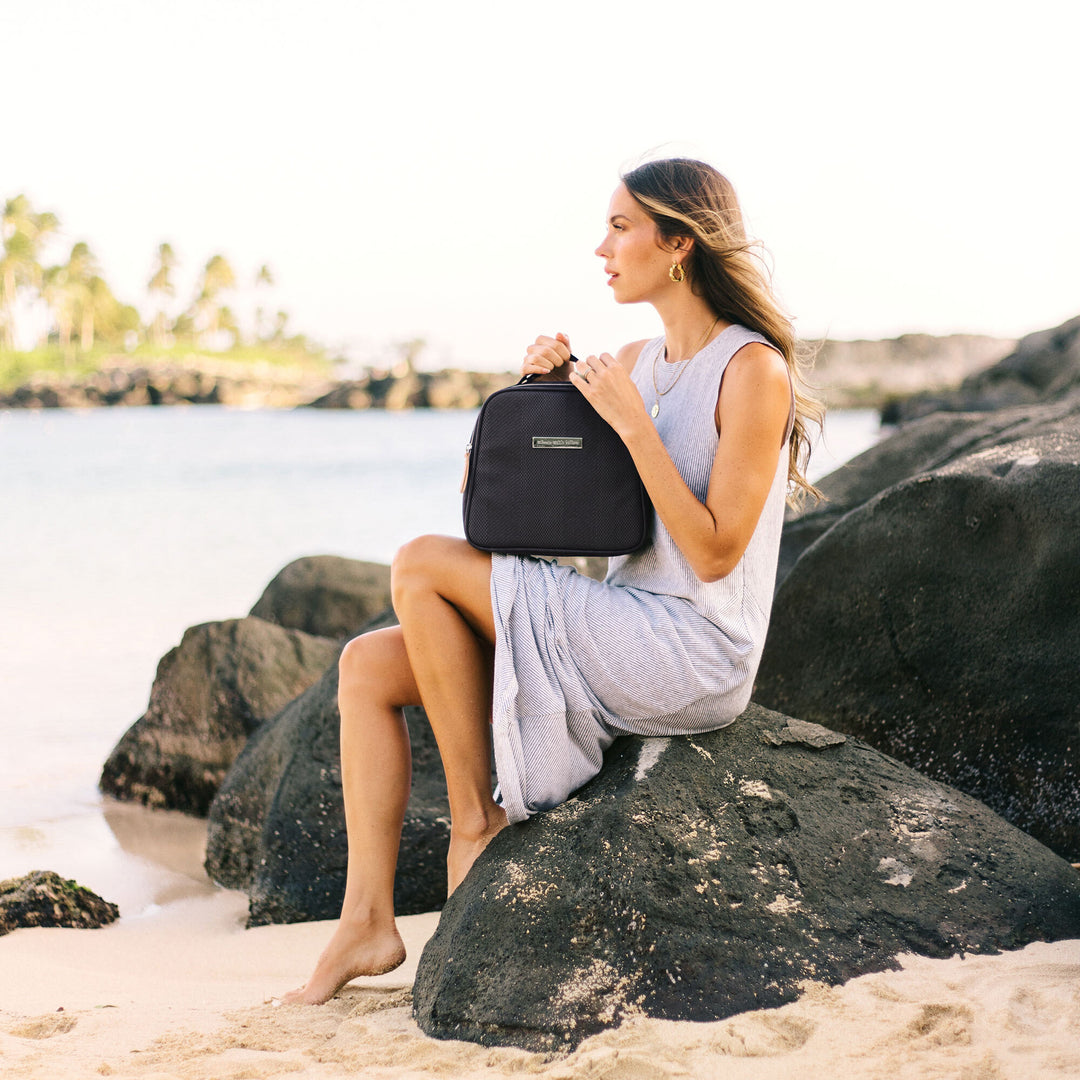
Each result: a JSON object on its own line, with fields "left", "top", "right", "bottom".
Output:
{"left": 459, "top": 441, "right": 472, "bottom": 494}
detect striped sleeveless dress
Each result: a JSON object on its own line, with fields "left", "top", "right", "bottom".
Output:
{"left": 489, "top": 324, "right": 793, "bottom": 823}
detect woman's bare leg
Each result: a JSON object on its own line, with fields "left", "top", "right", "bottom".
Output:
{"left": 281, "top": 627, "right": 419, "bottom": 1005}
{"left": 391, "top": 535, "right": 508, "bottom": 894}
{"left": 282, "top": 536, "right": 507, "bottom": 1004}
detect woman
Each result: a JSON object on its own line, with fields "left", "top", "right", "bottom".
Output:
{"left": 283, "top": 158, "right": 821, "bottom": 1005}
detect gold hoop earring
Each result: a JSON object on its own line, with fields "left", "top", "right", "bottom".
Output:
{"left": 669, "top": 262, "right": 686, "bottom": 283}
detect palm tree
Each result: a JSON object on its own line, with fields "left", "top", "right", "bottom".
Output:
{"left": 58, "top": 242, "right": 100, "bottom": 352}
{"left": 147, "top": 242, "right": 177, "bottom": 346}
{"left": 217, "top": 305, "right": 240, "bottom": 348}
{"left": 270, "top": 309, "right": 289, "bottom": 343}
{"left": 40, "top": 241, "right": 97, "bottom": 358}
{"left": 81, "top": 275, "right": 133, "bottom": 349}
{"left": 253, "top": 262, "right": 274, "bottom": 342}
{"left": 41, "top": 263, "right": 75, "bottom": 353}
{"left": 191, "top": 253, "right": 236, "bottom": 345}
{"left": 1, "top": 194, "right": 59, "bottom": 348}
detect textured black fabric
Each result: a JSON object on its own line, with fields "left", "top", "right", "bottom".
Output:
{"left": 463, "top": 380, "right": 652, "bottom": 556}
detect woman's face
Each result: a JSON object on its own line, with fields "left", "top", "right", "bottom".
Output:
{"left": 594, "top": 183, "right": 680, "bottom": 305}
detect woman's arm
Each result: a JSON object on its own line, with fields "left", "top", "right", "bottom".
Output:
{"left": 571, "top": 342, "right": 791, "bottom": 582}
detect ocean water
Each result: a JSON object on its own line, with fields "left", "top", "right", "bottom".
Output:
{"left": 0, "top": 404, "right": 882, "bottom": 912}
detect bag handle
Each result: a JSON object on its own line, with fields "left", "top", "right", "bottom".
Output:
{"left": 519, "top": 355, "right": 581, "bottom": 385}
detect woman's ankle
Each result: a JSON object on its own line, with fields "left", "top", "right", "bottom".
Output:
{"left": 337, "top": 897, "right": 395, "bottom": 930}
{"left": 451, "top": 803, "right": 507, "bottom": 843}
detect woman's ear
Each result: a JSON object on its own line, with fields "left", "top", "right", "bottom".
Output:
{"left": 671, "top": 235, "right": 695, "bottom": 256}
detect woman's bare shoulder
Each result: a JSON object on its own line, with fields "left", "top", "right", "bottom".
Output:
{"left": 724, "top": 340, "right": 791, "bottom": 396}
{"left": 614, "top": 338, "right": 653, "bottom": 373}
{"left": 716, "top": 340, "right": 792, "bottom": 438}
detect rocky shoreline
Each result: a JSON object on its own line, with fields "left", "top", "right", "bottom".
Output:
{"left": 0, "top": 331, "right": 1015, "bottom": 412}
{"left": 0, "top": 356, "right": 335, "bottom": 410}
{"left": 0, "top": 356, "right": 517, "bottom": 411}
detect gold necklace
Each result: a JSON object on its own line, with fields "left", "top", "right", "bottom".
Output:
{"left": 650, "top": 315, "right": 720, "bottom": 418}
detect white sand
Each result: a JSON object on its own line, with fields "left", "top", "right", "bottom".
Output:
{"left": 1, "top": 885, "right": 1078, "bottom": 1080}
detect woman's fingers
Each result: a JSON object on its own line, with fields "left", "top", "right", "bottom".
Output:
{"left": 573, "top": 352, "right": 615, "bottom": 382}
{"left": 571, "top": 352, "right": 647, "bottom": 439}
{"left": 522, "top": 333, "right": 572, "bottom": 379}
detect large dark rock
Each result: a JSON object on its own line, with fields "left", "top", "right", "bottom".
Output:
{"left": 779, "top": 394, "right": 1080, "bottom": 586}
{"left": 413, "top": 705, "right": 1080, "bottom": 1052}
{"left": 101, "top": 616, "right": 339, "bottom": 815}
{"left": 249, "top": 556, "right": 393, "bottom": 640}
{"left": 884, "top": 313, "right": 1080, "bottom": 422}
{"left": 760, "top": 404, "right": 1080, "bottom": 858}
{"left": 205, "top": 646, "right": 453, "bottom": 925}
{"left": 1, "top": 871, "right": 119, "bottom": 934}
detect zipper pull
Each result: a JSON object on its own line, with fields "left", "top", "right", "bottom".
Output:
{"left": 460, "top": 442, "right": 472, "bottom": 494}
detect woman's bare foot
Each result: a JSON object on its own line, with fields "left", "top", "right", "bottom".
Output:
{"left": 447, "top": 806, "right": 508, "bottom": 896}
{"left": 280, "top": 914, "right": 406, "bottom": 1005}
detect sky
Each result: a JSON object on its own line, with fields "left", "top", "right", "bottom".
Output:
{"left": 4, "top": 0, "right": 1079, "bottom": 370}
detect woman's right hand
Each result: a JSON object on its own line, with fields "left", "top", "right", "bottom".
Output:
{"left": 522, "top": 332, "right": 572, "bottom": 381}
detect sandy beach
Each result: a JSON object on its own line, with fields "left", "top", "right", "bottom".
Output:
{"left": 2, "top": 849, "right": 1078, "bottom": 1080}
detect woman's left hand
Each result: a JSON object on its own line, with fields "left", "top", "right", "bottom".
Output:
{"left": 569, "top": 352, "right": 649, "bottom": 441}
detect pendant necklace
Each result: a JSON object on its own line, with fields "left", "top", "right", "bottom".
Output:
{"left": 650, "top": 315, "right": 720, "bottom": 418}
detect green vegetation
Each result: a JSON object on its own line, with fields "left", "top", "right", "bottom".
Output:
{"left": 1, "top": 192, "right": 330, "bottom": 389}
{"left": 0, "top": 342, "right": 333, "bottom": 392}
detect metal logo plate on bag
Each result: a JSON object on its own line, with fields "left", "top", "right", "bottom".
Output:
{"left": 532, "top": 437, "right": 582, "bottom": 449}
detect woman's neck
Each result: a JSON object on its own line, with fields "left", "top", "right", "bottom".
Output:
{"left": 655, "top": 294, "right": 728, "bottom": 363}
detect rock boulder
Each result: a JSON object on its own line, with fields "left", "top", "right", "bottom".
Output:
{"left": 1, "top": 871, "right": 120, "bottom": 934}
{"left": 100, "top": 616, "right": 339, "bottom": 815}
{"left": 760, "top": 403, "right": 1080, "bottom": 858}
{"left": 779, "top": 395, "right": 1080, "bottom": 588}
{"left": 249, "top": 555, "right": 393, "bottom": 640}
{"left": 413, "top": 706, "right": 1080, "bottom": 1052}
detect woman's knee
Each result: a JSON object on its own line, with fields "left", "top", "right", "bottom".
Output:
{"left": 338, "top": 633, "right": 379, "bottom": 692}
{"left": 338, "top": 629, "right": 404, "bottom": 697}
{"left": 338, "top": 627, "right": 419, "bottom": 707}
{"left": 391, "top": 534, "right": 454, "bottom": 608}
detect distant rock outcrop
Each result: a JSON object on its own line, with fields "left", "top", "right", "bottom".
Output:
{"left": 761, "top": 386, "right": 1080, "bottom": 859}
{"left": 811, "top": 333, "right": 1013, "bottom": 409}
{"left": 205, "top": 644, "right": 456, "bottom": 924}
{"left": 1, "top": 871, "right": 119, "bottom": 934}
{"left": 249, "top": 555, "right": 393, "bottom": 640}
{"left": 413, "top": 706, "right": 1080, "bottom": 1052}
{"left": 100, "top": 617, "right": 339, "bottom": 816}
{"left": 882, "top": 314, "right": 1080, "bottom": 422}
{"left": 304, "top": 369, "right": 514, "bottom": 411}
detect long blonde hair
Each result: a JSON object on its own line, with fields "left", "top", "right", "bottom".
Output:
{"left": 621, "top": 158, "right": 824, "bottom": 506}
